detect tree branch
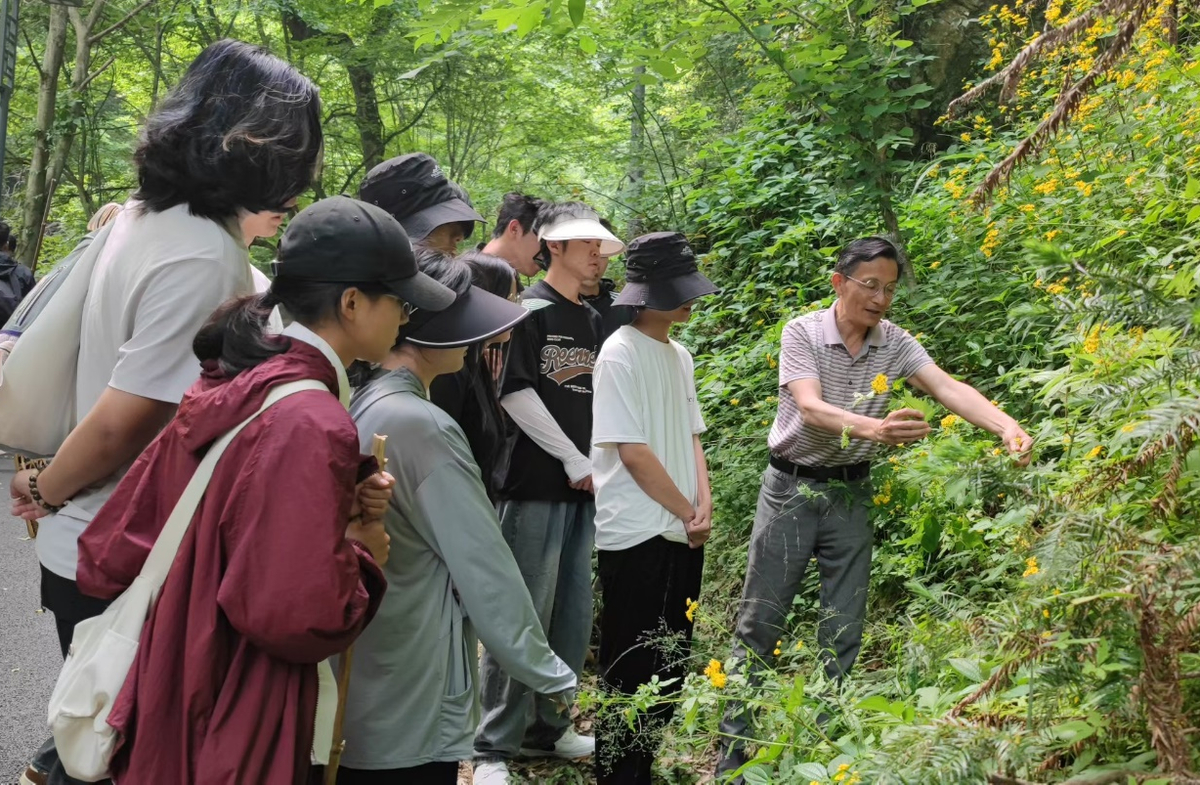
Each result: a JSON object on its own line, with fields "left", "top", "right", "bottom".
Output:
{"left": 89, "top": 0, "right": 155, "bottom": 46}
{"left": 79, "top": 55, "right": 117, "bottom": 90}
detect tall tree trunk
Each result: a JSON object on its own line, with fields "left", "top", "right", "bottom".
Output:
{"left": 284, "top": 12, "right": 387, "bottom": 175}
{"left": 18, "top": 5, "right": 68, "bottom": 268}
{"left": 625, "top": 68, "right": 646, "bottom": 238}
{"left": 46, "top": 4, "right": 109, "bottom": 218}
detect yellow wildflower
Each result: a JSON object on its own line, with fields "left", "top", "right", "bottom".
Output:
{"left": 1121, "top": 424, "right": 1136, "bottom": 433}
{"left": 1085, "top": 445, "right": 1103, "bottom": 460}
{"left": 685, "top": 597, "right": 699, "bottom": 623}
{"left": 768, "top": 355, "right": 777, "bottom": 369}
{"left": 1023, "top": 556, "right": 1040, "bottom": 577}
{"left": 730, "top": 398, "right": 740, "bottom": 407}
{"left": 930, "top": 260, "right": 941, "bottom": 269}
{"left": 795, "top": 640, "right": 805, "bottom": 650}
{"left": 871, "top": 373, "right": 889, "bottom": 395}
{"left": 1083, "top": 325, "right": 1101, "bottom": 354}
{"left": 1042, "top": 630, "right": 1053, "bottom": 639}
{"left": 704, "top": 659, "right": 727, "bottom": 688}
{"left": 1033, "top": 178, "right": 1059, "bottom": 195}
{"left": 992, "top": 447, "right": 1003, "bottom": 456}
{"left": 1045, "top": 283, "right": 1066, "bottom": 295}
{"left": 1045, "top": 229, "right": 1061, "bottom": 242}
{"left": 1043, "top": 608, "right": 1050, "bottom": 618}
{"left": 941, "top": 414, "right": 960, "bottom": 429}
{"left": 960, "top": 133, "right": 972, "bottom": 143}
{"left": 1019, "top": 204, "right": 1035, "bottom": 212}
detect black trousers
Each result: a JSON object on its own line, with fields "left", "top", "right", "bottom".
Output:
{"left": 38, "top": 565, "right": 113, "bottom": 785}
{"left": 336, "top": 762, "right": 458, "bottom": 784}
{"left": 595, "top": 536, "right": 704, "bottom": 785}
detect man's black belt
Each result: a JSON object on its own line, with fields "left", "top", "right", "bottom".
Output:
{"left": 768, "top": 454, "right": 871, "bottom": 482}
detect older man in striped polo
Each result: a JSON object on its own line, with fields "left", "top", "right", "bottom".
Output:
{"left": 717, "top": 236, "right": 1032, "bottom": 778}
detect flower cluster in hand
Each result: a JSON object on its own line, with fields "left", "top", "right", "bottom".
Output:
{"left": 871, "top": 373, "right": 889, "bottom": 395}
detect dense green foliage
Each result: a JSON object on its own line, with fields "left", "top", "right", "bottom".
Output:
{"left": 5, "top": 0, "right": 1200, "bottom": 781}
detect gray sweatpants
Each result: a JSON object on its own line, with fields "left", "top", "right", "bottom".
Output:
{"left": 474, "top": 499, "right": 595, "bottom": 760}
{"left": 717, "top": 466, "right": 874, "bottom": 778}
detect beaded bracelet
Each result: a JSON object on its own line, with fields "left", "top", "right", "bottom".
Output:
{"left": 28, "top": 470, "right": 64, "bottom": 514}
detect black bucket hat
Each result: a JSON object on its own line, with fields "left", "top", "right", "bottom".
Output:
{"left": 612, "top": 232, "right": 719, "bottom": 310}
{"left": 400, "top": 285, "right": 529, "bottom": 348}
{"left": 275, "top": 196, "right": 456, "bottom": 311}
{"left": 359, "top": 153, "right": 485, "bottom": 242}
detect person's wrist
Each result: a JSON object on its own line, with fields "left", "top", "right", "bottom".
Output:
{"left": 28, "top": 471, "right": 64, "bottom": 512}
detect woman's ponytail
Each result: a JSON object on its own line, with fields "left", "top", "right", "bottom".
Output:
{"left": 193, "top": 294, "right": 287, "bottom": 377}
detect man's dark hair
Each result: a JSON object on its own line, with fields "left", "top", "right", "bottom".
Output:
{"left": 134, "top": 39, "right": 323, "bottom": 221}
{"left": 834, "top": 236, "right": 907, "bottom": 279}
{"left": 0, "top": 220, "right": 12, "bottom": 253}
{"left": 532, "top": 201, "right": 598, "bottom": 268}
{"left": 491, "top": 192, "right": 543, "bottom": 239}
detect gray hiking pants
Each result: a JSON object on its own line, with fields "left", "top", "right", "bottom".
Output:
{"left": 474, "top": 499, "right": 595, "bottom": 760}
{"left": 717, "top": 466, "right": 874, "bottom": 779}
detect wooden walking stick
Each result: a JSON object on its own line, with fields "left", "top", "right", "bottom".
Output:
{"left": 325, "top": 434, "right": 388, "bottom": 785}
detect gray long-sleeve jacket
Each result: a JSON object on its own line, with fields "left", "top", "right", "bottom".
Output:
{"left": 341, "top": 367, "right": 576, "bottom": 769}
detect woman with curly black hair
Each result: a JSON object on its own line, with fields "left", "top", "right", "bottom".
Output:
{"left": 10, "top": 39, "right": 326, "bottom": 785}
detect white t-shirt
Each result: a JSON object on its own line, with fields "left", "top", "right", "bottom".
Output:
{"left": 591, "top": 325, "right": 706, "bottom": 551}
{"left": 38, "top": 202, "right": 254, "bottom": 580}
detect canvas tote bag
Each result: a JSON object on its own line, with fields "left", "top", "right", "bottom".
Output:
{"left": 0, "top": 223, "right": 116, "bottom": 457}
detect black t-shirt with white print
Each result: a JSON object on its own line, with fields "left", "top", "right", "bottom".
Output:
{"left": 496, "top": 280, "right": 601, "bottom": 503}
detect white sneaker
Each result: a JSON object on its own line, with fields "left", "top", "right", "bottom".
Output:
{"left": 473, "top": 760, "right": 511, "bottom": 784}
{"left": 520, "top": 728, "right": 595, "bottom": 760}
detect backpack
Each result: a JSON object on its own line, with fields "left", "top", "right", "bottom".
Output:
{"left": 49, "top": 379, "right": 328, "bottom": 782}
{"left": 0, "top": 261, "right": 25, "bottom": 324}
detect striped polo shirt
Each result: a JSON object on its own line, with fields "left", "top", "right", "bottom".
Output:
{"left": 768, "top": 301, "right": 933, "bottom": 467}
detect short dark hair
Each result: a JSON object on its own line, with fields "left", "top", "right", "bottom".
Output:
{"left": 135, "top": 39, "right": 323, "bottom": 221}
{"left": 457, "top": 250, "right": 516, "bottom": 299}
{"left": 834, "top": 236, "right": 907, "bottom": 278}
{"left": 0, "top": 220, "right": 12, "bottom": 252}
{"left": 491, "top": 192, "right": 543, "bottom": 239}
{"left": 532, "top": 201, "right": 598, "bottom": 268}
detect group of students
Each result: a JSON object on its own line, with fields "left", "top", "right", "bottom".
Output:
{"left": 6, "top": 35, "right": 1037, "bottom": 785}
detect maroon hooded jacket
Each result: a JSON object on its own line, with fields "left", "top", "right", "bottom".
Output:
{"left": 76, "top": 340, "right": 387, "bottom": 785}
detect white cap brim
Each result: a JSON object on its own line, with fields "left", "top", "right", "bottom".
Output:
{"left": 538, "top": 218, "right": 625, "bottom": 256}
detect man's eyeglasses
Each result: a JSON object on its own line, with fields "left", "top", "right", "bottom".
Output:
{"left": 845, "top": 275, "right": 898, "bottom": 299}
{"left": 390, "top": 295, "right": 418, "bottom": 318}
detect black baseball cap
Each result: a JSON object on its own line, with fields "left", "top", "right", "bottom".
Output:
{"left": 612, "top": 232, "right": 719, "bottom": 310}
{"left": 274, "top": 196, "right": 456, "bottom": 311}
{"left": 359, "top": 153, "right": 485, "bottom": 242}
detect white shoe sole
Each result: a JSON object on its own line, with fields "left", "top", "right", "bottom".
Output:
{"left": 518, "top": 746, "right": 593, "bottom": 760}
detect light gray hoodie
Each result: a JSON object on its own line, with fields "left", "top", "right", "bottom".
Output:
{"left": 342, "top": 367, "right": 576, "bottom": 769}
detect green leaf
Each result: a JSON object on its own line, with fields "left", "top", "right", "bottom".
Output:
{"left": 579, "top": 35, "right": 597, "bottom": 55}
{"left": 947, "top": 657, "right": 983, "bottom": 681}
{"left": 568, "top": 0, "right": 585, "bottom": 26}
{"left": 1186, "top": 175, "right": 1200, "bottom": 200}
{"left": 1051, "top": 720, "right": 1097, "bottom": 742}
{"left": 794, "top": 763, "right": 828, "bottom": 781}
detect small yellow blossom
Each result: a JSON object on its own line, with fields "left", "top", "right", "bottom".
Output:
{"left": 1045, "top": 229, "right": 1061, "bottom": 242}
{"left": 685, "top": 597, "right": 699, "bottom": 623}
{"left": 941, "top": 414, "right": 960, "bottom": 429}
{"left": 730, "top": 398, "right": 740, "bottom": 407}
{"left": 768, "top": 355, "right": 777, "bottom": 369}
{"left": 795, "top": 640, "right": 804, "bottom": 650}
{"left": 1019, "top": 203, "right": 1035, "bottom": 212}
{"left": 1023, "top": 556, "right": 1040, "bottom": 577}
{"left": 1043, "top": 608, "right": 1050, "bottom": 618}
{"left": 992, "top": 447, "right": 1003, "bottom": 456}
{"left": 871, "top": 373, "right": 889, "bottom": 395}
{"left": 960, "top": 133, "right": 972, "bottom": 143}
{"left": 704, "top": 658, "right": 727, "bottom": 688}
{"left": 1085, "top": 445, "right": 1103, "bottom": 460}
{"left": 1045, "top": 283, "right": 1067, "bottom": 295}
{"left": 1121, "top": 424, "right": 1136, "bottom": 433}
{"left": 1083, "top": 325, "right": 1101, "bottom": 354}
{"left": 774, "top": 646, "right": 782, "bottom": 655}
